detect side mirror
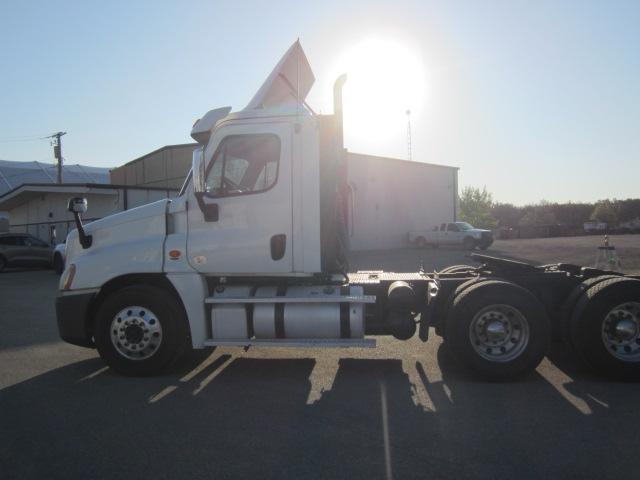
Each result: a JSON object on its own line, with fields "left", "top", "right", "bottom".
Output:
{"left": 67, "top": 197, "right": 92, "bottom": 249}
{"left": 67, "top": 197, "right": 88, "bottom": 214}
{"left": 192, "top": 146, "right": 219, "bottom": 222}
{"left": 192, "top": 147, "right": 205, "bottom": 194}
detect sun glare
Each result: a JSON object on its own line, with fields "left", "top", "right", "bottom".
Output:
{"left": 329, "top": 38, "right": 426, "bottom": 152}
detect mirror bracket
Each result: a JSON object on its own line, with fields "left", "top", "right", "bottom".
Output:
{"left": 67, "top": 197, "right": 93, "bottom": 249}
{"left": 191, "top": 147, "right": 219, "bottom": 222}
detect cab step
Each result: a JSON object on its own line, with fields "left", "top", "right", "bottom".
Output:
{"left": 204, "top": 295, "right": 376, "bottom": 304}
{"left": 202, "top": 338, "right": 376, "bottom": 348}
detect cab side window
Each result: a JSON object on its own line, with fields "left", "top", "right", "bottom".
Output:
{"left": 205, "top": 134, "right": 280, "bottom": 197}
{"left": 447, "top": 223, "right": 459, "bottom": 232}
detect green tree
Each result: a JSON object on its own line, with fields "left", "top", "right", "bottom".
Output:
{"left": 518, "top": 200, "right": 557, "bottom": 226}
{"left": 591, "top": 200, "right": 619, "bottom": 225}
{"left": 492, "top": 202, "right": 525, "bottom": 227}
{"left": 617, "top": 198, "right": 640, "bottom": 223}
{"left": 459, "top": 186, "right": 497, "bottom": 229}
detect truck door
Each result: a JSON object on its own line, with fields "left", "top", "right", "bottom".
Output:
{"left": 187, "top": 122, "right": 293, "bottom": 274}
{"left": 446, "top": 223, "right": 462, "bottom": 244}
{"left": 439, "top": 223, "right": 447, "bottom": 244}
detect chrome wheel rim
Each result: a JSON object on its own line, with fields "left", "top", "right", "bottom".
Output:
{"left": 110, "top": 306, "right": 162, "bottom": 360}
{"left": 469, "top": 304, "right": 530, "bottom": 362}
{"left": 602, "top": 302, "right": 640, "bottom": 362}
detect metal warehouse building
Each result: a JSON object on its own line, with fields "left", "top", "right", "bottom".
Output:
{"left": 347, "top": 153, "right": 458, "bottom": 250}
{"left": 110, "top": 144, "right": 459, "bottom": 251}
{"left": 0, "top": 160, "right": 176, "bottom": 243}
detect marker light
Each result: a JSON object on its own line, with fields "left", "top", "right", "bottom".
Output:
{"left": 61, "top": 264, "right": 76, "bottom": 291}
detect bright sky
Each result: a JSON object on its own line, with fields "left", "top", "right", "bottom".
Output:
{"left": 1, "top": 0, "right": 638, "bottom": 205}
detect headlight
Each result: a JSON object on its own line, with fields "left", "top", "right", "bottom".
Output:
{"left": 60, "top": 264, "right": 76, "bottom": 291}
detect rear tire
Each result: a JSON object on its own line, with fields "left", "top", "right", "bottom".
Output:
{"left": 559, "top": 275, "right": 618, "bottom": 348}
{"left": 444, "top": 280, "right": 550, "bottom": 380}
{"left": 94, "top": 285, "right": 190, "bottom": 376}
{"left": 569, "top": 277, "right": 640, "bottom": 380}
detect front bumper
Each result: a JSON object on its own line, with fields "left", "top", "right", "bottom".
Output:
{"left": 55, "top": 292, "right": 96, "bottom": 348}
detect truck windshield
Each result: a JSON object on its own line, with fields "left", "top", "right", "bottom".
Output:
{"left": 456, "top": 222, "right": 474, "bottom": 231}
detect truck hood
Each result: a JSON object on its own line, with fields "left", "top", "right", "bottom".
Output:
{"left": 65, "top": 199, "right": 170, "bottom": 264}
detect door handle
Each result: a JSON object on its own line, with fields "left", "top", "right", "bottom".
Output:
{"left": 270, "top": 234, "right": 286, "bottom": 261}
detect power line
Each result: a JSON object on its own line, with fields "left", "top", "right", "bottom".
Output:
{"left": 0, "top": 137, "right": 50, "bottom": 144}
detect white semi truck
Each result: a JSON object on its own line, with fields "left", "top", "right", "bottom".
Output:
{"left": 56, "top": 42, "right": 640, "bottom": 381}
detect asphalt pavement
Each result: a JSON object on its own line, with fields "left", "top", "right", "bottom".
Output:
{"left": 2, "top": 260, "right": 640, "bottom": 480}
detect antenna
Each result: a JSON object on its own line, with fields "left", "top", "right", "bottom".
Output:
{"left": 406, "top": 110, "right": 412, "bottom": 161}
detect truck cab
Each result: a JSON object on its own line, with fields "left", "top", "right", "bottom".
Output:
{"left": 56, "top": 41, "right": 375, "bottom": 376}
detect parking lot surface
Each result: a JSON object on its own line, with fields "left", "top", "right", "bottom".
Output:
{"left": 2, "top": 262, "right": 640, "bottom": 479}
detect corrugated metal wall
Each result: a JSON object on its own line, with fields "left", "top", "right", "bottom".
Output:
{"left": 110, "top": 144, "right": 196, "bottom": 189}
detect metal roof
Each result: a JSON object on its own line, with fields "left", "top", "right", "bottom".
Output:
{"left": 0, "top": 160, "right": 110, "bottom": 196}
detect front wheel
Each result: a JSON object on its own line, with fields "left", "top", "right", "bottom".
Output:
{"left": 94, "top": 285, "right": 190, "bottom": 376}
{"left": 444, "top": 280, "right": 550, "bottom": 380}
{"left": 53, "top": 254, "right": 64, "bottom": 275}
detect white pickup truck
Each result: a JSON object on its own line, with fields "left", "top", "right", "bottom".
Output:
{"left": 410, "top": 222, "right": 493, "bottom": 250}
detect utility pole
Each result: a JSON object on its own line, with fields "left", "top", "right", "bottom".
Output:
{"left": 406, "top": 110, "right": 412, "bottom": 161}
{"left": 49, "top": 131, "right": 66, "bottom": 183}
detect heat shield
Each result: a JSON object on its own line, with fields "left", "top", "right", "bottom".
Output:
{"left": 245, "top": 40, "right": 315, "bottom": 110}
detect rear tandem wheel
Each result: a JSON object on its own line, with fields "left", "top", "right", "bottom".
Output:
{"left": 568, "top": 277, "right": 640, "bottom": 380}
{"left": 444, "top": 280, "right": 550, "bottom": 381}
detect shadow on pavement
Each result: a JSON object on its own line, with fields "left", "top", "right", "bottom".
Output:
{"left": 2, "top": 344, "right": 640, "bottom": 480}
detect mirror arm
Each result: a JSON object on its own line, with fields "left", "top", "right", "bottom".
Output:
{"left": 73, "top": 212, "right": 92, "bottom": 249}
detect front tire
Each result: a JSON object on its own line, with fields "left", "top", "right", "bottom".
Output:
{"left": 94, "top": 285, "right": 190, "bottom": 376}
{"left": 444, "top": 280, "right": 550, "bottom": 380}
{"left": 53, "top": 254, "right": 64, "bottom": 275}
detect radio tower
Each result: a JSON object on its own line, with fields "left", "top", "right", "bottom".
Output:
{"left": 406, "top": 109, "right": 412, "bottom": 161}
